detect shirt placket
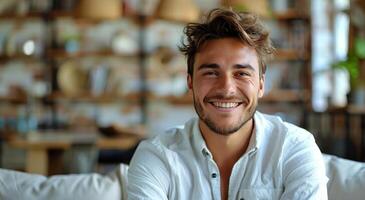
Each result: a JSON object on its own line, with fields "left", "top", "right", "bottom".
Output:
{"left": 228, "top": 147, "right": 258, "bottom": 200}
{"left": 202, "top": 148, "right": 221, "bottom": 200}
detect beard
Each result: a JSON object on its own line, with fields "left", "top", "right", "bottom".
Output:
{"left": 193, "top": 92, "right": 257, "bottom": 136}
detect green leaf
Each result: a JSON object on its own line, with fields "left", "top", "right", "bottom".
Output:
{"left": 355, "top": 37, "right": 365, "bottom": 59}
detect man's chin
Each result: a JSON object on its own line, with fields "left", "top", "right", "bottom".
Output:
{"left": 202, "top": 111, "right": 256, "bottom": 135}
{"left": 204, "top": 120, "right": 243, "bottom": 135}
{"left": 209, "top": 126, "right": 242, "bottom": 136}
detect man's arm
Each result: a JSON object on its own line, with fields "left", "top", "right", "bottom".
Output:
{"left": 280, "top": 133, "right": 328, "bottom": 200}
{"left": 127, "top": 141, "right": 170, "bottom": 200}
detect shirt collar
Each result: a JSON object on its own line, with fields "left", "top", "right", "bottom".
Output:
{"left": 189, "top": 118, "right": 211, "bottom": 158}
{"left": 249, "top": 111, "right": 264, "bottom": 151}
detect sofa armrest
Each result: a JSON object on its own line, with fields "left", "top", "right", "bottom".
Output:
{"left": 323, "top": 154, "right": 365, "bottom": 200}
{"left": 0, "top": 165, "right": 127, "bottom": 200}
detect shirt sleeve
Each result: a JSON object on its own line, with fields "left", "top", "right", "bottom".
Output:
{"left": 280, "top": 133, "right": 328, "bottom": 200}
{"left": 127, "top": 140, "right": 170, "bottom": 200}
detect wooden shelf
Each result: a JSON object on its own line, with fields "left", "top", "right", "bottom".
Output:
{"left": 0, "top": 96, "right": 27, "bottom": 104}
{"left": 150, "top": 93, "right": 193, "bottom": 105}
{"left": 274, "top": 49, "right": 309, "bottom": 61}
{"left": 49, "top": 11, "right": 73, "bottom": 18}
{"left": 47, "top": 92, "right": 141, "bottom": 103}
{"left": 0, "top": 55, "right": 42, "bottom": 62}
{"left": 50, "top": 93, "right": 194, "bottom": 105}
{"left": 0, "top": 12, "right": 44, "bottom": 20}
{"left": 260, "top": 89, "right": 307, "bottom": 103}
{"left": 347, "top": 105, "right": 365, "bottom": 114}
{"left": 47, "top": 49, "right": 136, "bottom": 59}
{"left": 272, "top": 10, "right": 310, "bottom": 20}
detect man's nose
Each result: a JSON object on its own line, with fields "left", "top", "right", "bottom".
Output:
{"left": 216, "top": 74, "right": 236, "bottom": 95}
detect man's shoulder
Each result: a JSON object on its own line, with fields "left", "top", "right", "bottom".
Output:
{"left": 256, "top": 112, "right": 318, "bottom": 166}
{"left": 257, "top": 112, "right": 313, "bottom": 142}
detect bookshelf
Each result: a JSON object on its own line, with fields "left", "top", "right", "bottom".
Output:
{"left": 0, "top": 0, "right": 313, "bottom": 134}
{"left": 255, "top": 2, "right": 312, "bottom": 125}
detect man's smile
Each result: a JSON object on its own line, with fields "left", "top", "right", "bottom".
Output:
{"left": 210, "top": 102, "right": 241, "bottom": 109}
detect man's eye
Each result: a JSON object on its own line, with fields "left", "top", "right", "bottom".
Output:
{"left": 204, "top": 71, "right": 218, "bottom": 76}
{"left": 236, "top": 71, "right": 249, "bottom": 77}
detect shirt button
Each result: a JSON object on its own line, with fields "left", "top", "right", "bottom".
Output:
{"left": 211, "top": 173, "right": 217, "bottom": 178}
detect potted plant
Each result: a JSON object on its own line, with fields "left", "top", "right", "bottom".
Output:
{"left": 333, "top": 37, "right": 365, "bottom": 106}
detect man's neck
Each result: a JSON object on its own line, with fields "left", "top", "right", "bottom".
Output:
{"left": 199, "top": 119, "right": 254, "bottom": 165}
{"left": 199, "top": 118, "right": 254, "bottom": 200}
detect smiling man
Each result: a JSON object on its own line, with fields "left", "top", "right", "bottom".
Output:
{"left": 128, "top": 8, "right": 328, "bottom": 200}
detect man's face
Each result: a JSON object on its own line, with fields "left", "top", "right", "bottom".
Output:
{"left": 188, "top": 38, "right": 265, "bottom": 135}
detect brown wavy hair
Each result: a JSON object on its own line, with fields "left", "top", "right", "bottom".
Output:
{"left": 179, "top": 8, "right": 275, "bottom": 77}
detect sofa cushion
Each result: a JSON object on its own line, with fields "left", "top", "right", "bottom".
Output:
{"left": 323, "top": 154, "right": 365, "bottom": 200}
{"left": 0, "top": 164, "right": 129, "bottom": 200}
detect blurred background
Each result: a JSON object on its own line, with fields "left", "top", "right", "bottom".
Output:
{"left": 0, "top": 0, "right": 364, "bottom": 175}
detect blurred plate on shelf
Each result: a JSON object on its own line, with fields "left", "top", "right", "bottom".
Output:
{"left": 111, "top": 30, "right": 138, "bottom": 55}
{"left": 57, "top": 61, "right": 88, "bottom": 97}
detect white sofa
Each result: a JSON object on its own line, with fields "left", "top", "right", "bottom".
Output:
{"left": 323, "top": 154, "right": 365, "bottom": 200}
{"left": 0, "top": 164, "right": 128, "bottom": 200}
{"left": 0, "top": 154, "right": 364, "bottom": 200}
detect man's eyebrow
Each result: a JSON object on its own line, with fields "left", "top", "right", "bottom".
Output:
{"left": 197, "top": 63, "right": 256, "bottom": 71}
{"left": 234, "top": 64, "right": 255, "bottom": 71}
{"left": 197, "top": 63, "right": 219, "bottom": 71}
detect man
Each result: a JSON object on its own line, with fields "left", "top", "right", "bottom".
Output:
{"left": 128, "top": 8, "right": 328, "bottom": 200}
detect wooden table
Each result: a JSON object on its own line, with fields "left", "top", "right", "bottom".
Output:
{"left": 7, "top": 131, "right": 142, "bottom": 175}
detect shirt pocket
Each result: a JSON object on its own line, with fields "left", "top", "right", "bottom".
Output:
{"left": 238, "top": 188, "right": 283, "bottom": 200}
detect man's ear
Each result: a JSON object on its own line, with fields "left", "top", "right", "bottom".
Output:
{"left": 187, "top": 74, "right": 193, "bottom": 89}
{"left": 258, "top": 74, "right": 265, "bottom": 98}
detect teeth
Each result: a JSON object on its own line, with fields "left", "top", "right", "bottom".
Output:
{"left": 212, "top": 102, "right": 239, "bottom": 108}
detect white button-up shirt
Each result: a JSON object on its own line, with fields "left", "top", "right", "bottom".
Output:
{"left": 128, "top": 112, "right": 328, "bottom": 200}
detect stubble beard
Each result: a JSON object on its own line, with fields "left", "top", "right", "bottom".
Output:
{"left": 193, "top": 92, "right": 257, "bottom": 136}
